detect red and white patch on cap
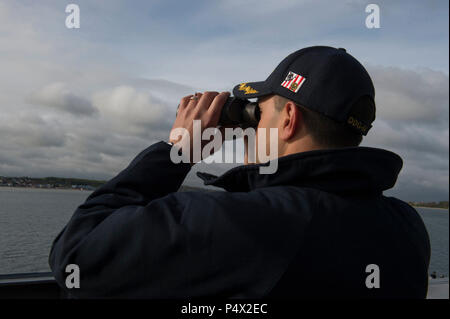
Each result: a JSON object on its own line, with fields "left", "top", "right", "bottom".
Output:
{"left": 281, "top": 71, "right": 306, "bottom": 93}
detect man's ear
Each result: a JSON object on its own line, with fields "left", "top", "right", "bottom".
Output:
{"left": 279, "top": 101, "right": 301, "bottom": 140}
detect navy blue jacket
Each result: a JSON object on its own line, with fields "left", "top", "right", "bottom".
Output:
{"left": 49, "top": 141, "right": 430, "bottom": 298}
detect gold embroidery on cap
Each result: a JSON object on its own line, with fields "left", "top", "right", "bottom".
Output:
{"left": 347, "top": 116, "right": 368, "bottom": 134}
{"left": 238, "top": 83, "right": 259, "bottom": 95}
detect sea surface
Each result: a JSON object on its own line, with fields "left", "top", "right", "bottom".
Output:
{"left": 0, "top": 187, "right": 448, "bottom": 276}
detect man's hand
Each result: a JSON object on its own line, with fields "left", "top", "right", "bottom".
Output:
{"left": 169, "top": 91, "right": 230, "bottom": 165}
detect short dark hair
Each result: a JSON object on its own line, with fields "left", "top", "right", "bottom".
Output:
{"left": 274, "top": 95, "right": 374, "bottom": 148}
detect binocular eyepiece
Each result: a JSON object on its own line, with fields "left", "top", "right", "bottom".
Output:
{"left": 218, "top": 97, "right": 260, "bottom": 128}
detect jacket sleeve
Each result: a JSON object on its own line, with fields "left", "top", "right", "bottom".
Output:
{"left": 49, "top": 141, "right": 191, "bottom": 297}
{"left": 49, "top": 142, "right": 308, "bottom": 298}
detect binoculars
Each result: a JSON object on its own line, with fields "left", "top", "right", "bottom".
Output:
{"left": 218, "top": 97, "right": 260, "bottom": 128}
{"left": 176, "top": 96, "right": 261, "bottom": 128}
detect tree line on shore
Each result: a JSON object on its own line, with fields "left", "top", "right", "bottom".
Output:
{"left": 0, "top": 176, "right": 105, "bottom": 189}
{"left": 408, "top": 201, "right": 449, "bottom": 209}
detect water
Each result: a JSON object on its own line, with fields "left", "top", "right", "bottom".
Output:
{"left": 0, "top": 187, "right": 448, "bottom": 276}
{"left": 417, "top": 208, "right": 449, "bottom": 277}
{"left": 0, "top": 187, "right": 92, "bottom": 274}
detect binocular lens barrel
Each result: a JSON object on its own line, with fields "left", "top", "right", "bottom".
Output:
{"left": 218, "top": 97, "right": 260, "bottom": 128}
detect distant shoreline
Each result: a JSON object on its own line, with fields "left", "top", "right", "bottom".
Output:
{"left": 0, "top": 185, "right": 93, "bottom": 191}
{"left": 0, "top": 185, "right": 209, "bottom": 192}
{"left": 412, "top": 206, "right": 449, "bottom": 211}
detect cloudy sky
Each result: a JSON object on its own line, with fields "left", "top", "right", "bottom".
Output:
{"left": 0, "top": 0, "right": 448, "bottom": 202}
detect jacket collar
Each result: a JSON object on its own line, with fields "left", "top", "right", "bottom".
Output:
{"left": 197, "top": 147, "right": 403, "bottom": 195}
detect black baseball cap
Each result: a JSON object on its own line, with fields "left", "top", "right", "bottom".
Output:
{"left": 232, "top": 46, "right": 376, "bottom": 135}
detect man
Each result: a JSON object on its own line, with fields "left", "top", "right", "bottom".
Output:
{"left": 49, "top": 46, "right": 430, "bottom": 298}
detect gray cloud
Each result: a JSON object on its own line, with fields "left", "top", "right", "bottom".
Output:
{"left": 362, "top": 66, "right": 449, "bottom": 202}
{"left": 0, "top": 113, "right": 67, "bottom": 148}
{"left": 92, "top": 85, "right": 171, "bottom": 131}
{"left": 369, "top": 66, "right": 449, "bottom": 125}
{"left": 27, "top": 83, "right": 97, "bottom": 116}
